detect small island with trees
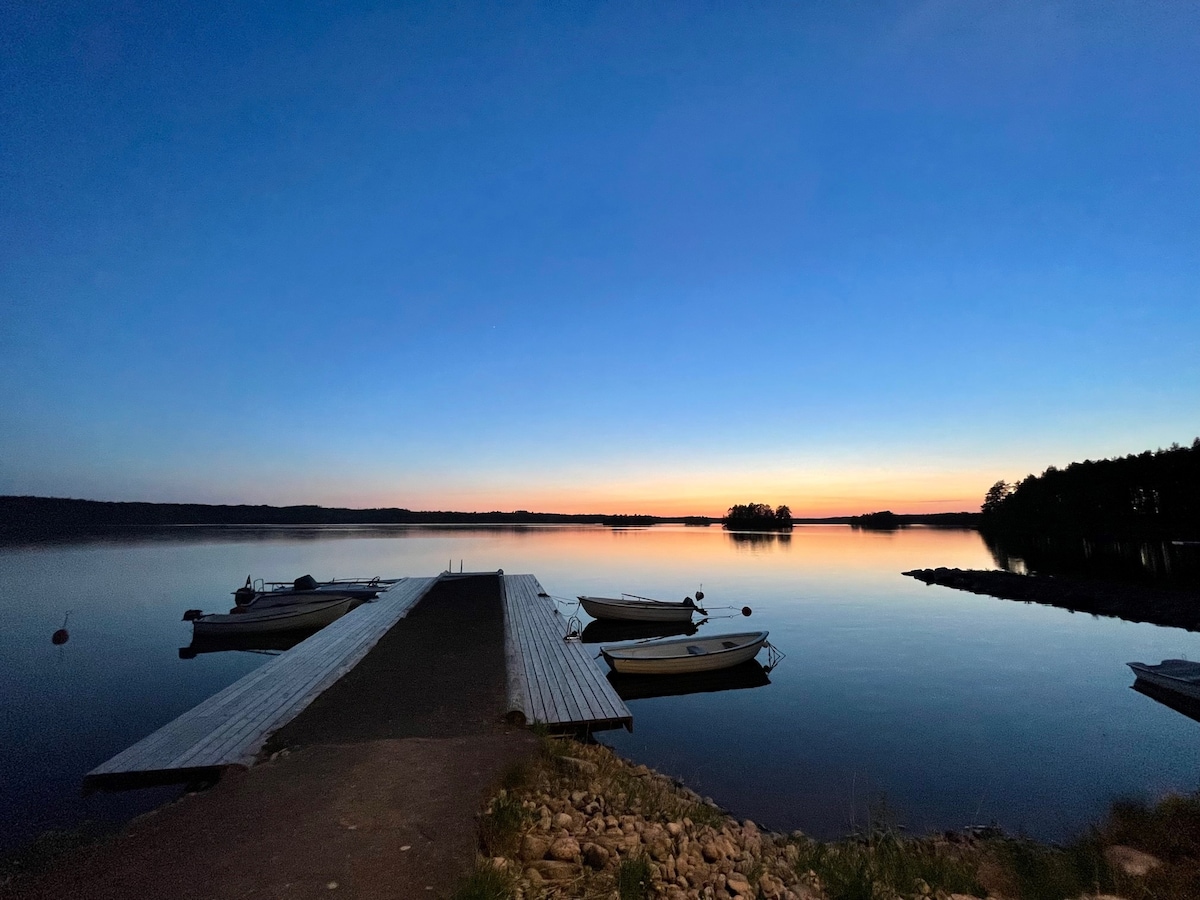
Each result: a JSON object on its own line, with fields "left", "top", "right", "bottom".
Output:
{"left": 722, "top": 502, "right": 793, "bottom": 531}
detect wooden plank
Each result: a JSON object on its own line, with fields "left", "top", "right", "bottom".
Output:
{"left": 508, "top": 578, "right": 562, "bottom": 724}
{"left": 501, "top": 577, "right": 532, "bottom": 724}
{"left": 507, "top": 581, "right": 558, "bottom": 724}
{"left": 86, "top": 577, "right": 437, "bottom": 782}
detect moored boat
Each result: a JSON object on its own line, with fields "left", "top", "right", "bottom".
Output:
{"left": 185, "top": 595, "right": 357, "bottom": 636}
{"left": 1127, "top": 659, "right": 1200, "bottom": 701}
{"left": 600, "top": 630, "right": 769, "bottom": 675}
{"left": 579, "top": 592, "right": 705, "bottom": 623}
{"left": 234, "top": 574, "right": 397, "bottom": 608}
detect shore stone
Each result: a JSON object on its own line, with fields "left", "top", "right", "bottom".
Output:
{"left": 549, "top": 836, "right": 581, "bottom": 862}
{"left": 553, "top": 812, "right": 573, "bottom": 829}
{"left": 1105, "top": 845, "right": 1163, "bottom": 876}
{"left": 528, "top": 859, "right": 578, "bottom": 881}
{"left": 559, "top": 756, "right": 599, "bottom": 776}
{"left": 582, "top": 842, "right": 610, "bottom": 869}
{"left": 520, "top": 834, "right": 550, "bottom": 862}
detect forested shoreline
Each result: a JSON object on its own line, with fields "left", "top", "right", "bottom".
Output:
{"left": 981, "top": 440, "right": 1200, "bottom": 538}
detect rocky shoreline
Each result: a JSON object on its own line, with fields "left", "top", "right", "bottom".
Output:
{"left": 465, "top": 739, "right": 1185, "bottom": 900}
{"left": 903, "top": 568, "right": 1200, "bottom": 633}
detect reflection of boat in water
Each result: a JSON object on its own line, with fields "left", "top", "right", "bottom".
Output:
{"left": 600, "top": 630, "right": 769, "bottom": 675}
{"left": 1131, "top": 678, "right": 1200, "bottom": 725}
{"left": 183, "top": 596, "right": 358, "bottom": 636}
{"left": 607, "top": 659, "right": 771, "bottom": 701}
{"left": 1127, "top": 659, "right": 1200, "bottom": 701}
{"left": 178, "top": 630, "right": 318, "bottom": 659}
{"left": 578, "top": 593, "right": 705, "bottom": 623}
{"left": 581, "top": 618, "right": 700, "bottom": 644}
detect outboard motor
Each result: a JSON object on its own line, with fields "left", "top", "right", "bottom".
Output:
{"left": 234, "top": 575, "right": 257, "bottom": 607}
{"left": 293, "top": 574, "right": 319, "bottom": 591}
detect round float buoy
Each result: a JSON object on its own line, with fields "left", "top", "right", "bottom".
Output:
{"left": 51, "top": 611, "right": 71, "bottom": 644}
{"left": 741, "top": 606, "right": 752, "bottom": 617}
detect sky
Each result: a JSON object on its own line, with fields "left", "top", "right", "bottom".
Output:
{"left": 2, "top": 1, "right": 1198, "bottom": 517}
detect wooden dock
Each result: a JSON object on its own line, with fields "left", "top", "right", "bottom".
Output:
{"left": 85, "top": 571, "right": 632, "bottom": 789}
{"left": 85, "top": 577, "right": 438, "bottom": 789}
{"left": 502, "top": 574, "right": 632, "bottom": 732}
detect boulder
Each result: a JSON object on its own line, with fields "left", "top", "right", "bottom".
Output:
{"left": 549, "top": 836, "right": 581, "bottom": 862}
{"left": 1104, "top": 845, "right": 1163, "bottom": 877}
{"left": 520, "top": 834, "right": 551, "bottom": 862}
{"left": 527, "top": 859, "right": 578, "bottom": 882}
{"left": 581, "top": 842, "right": 610, "bottom": 869}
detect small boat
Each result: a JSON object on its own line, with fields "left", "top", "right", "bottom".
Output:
{"left": 578, "top": 592, "right": 705, "bottom": 623}
{"left": 600, "top": 630, "right": 769, "bottom": 675}
{"left": 184, "top": 596, "right": 357, "bottom": 636}
{"left": 234, "top": 574, "right": 396, "bottom": 608}
{"left": 1127, "top": 659, "right": 1200, "bottom": 701}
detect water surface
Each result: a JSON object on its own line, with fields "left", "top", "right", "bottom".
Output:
{"left": 1, "top": 524, "right": 1197, "bottom": 852}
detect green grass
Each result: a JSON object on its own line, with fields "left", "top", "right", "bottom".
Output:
{"left": 479, "top": 792, "right": 530, "bottom": 858}
{"left": 616, "top": 854, "right": 652, "bottom": 900}
{"left": 791, "top": 831, "right": 983, "bottom": 900}
{"left": 449, "top": 862, "right": 517, "bottom": 900}
{"left": 984, "top": 836, "right": 1113, "bottom": 900}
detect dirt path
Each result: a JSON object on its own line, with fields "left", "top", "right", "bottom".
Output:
{"left": 9, "top": 574, "right": 535, "bottom": 900}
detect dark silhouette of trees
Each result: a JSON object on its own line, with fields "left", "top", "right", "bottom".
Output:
{"left": 723, "top": 502, "right": 794, "bottom": 531}
{"left": 981, "top": 439, "right": 1200, "bottom": 537}
{"left": 849, "top": 510, "right": 904, "bottom": 530}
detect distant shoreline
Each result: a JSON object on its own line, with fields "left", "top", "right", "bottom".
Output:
{"left": 0, "top": 496, "right": 982, "bottom": 532}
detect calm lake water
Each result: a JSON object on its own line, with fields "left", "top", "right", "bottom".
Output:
{"left": 2, "top": 524, "right": 1198, "bottom": 853}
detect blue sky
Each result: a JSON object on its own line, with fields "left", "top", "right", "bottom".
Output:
{"left": 2, "top": 1, "right": 1198, "bottom": 515}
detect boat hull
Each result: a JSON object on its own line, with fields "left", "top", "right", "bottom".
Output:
{"left": 192, "top": 597, "right": 356, "bottom": 636}
{"left": 579, "top": 595, "right": 697, "bottom": 623}
{"left": 601, "top": 631, "right": 768, "bottom": 675}
{"left": 1128, "top": 660, "right": 1200, "bottom": 702}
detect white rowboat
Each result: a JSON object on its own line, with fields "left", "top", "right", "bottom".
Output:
{"left": 601, "top": 630, "right": 769, "bottom": 675}
{"left": 579, "top": 594, "right": 702, "bottom": 623}
{"left": 1128, "top": 659, "right": 1200, "bottom": 702}
{"left": 190, "top": 596, "right": 357, "bottom": 637}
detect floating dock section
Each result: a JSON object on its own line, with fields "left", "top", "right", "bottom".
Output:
{"left": 85, "top": 577, "right": 438, "bottom": 789}
{"left": 502, "top": 574, "right": 632, "bottom": 732}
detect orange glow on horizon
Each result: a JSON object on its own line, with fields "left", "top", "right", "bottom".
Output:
{"left": 356, "top": 471, "right": 993, "bottom": 518}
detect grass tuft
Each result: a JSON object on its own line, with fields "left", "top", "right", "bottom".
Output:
{"left": 616, "top": 853, "right": 652, "bottom": 900}
{"left": 479, "top": 792, "right": 530, "bottom": 858}
{"left": 792, "top": 830, "right": 983, "bottom": 900}
{"left": 449, "top": 861, "right": 517, "bottom": 900}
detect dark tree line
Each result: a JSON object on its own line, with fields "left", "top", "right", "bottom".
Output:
{"left": 723, "top": 502, "right": 793, "bottom": 531}
{"left": 0, "top": 497, "right": 697, "bottom": 531}
{"left": 981, "top": 439, "right": 1200, "bottom": 537}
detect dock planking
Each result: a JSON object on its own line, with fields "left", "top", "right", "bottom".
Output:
{"left": 502, "top": 574, "right": 632, "bottom": 732}
{"left": 85, "top": 576, "right": 438, "bottom": 789}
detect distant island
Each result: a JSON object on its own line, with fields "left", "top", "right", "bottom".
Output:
{"left": 722, "top": 503, "right": 793, "bottom": 532}
{"left": 0, "top": 496, "right": 982, "bottom": 535}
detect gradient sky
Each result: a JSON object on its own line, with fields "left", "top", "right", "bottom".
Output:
{"left": 2, "top": 2, "right": 1198, "bottom": 516}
